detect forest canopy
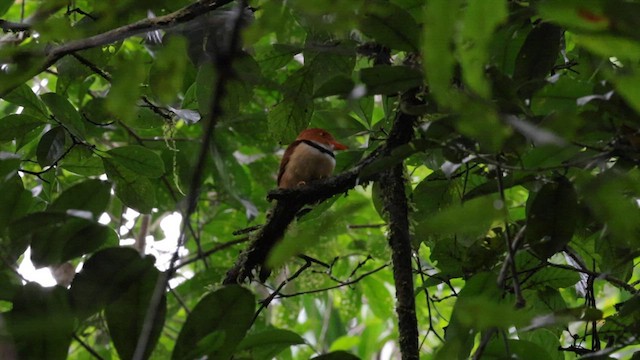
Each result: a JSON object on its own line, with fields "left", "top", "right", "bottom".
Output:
{"left": 1, "top": 0, "right": 640, "bottom": 359}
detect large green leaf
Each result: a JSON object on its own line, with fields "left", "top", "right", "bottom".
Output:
{"left": 268, "top": 67, "right": 315, "bottom": 143}
{"left": 40, "top": 92, "right": 86, "bottom": 139}
{"left": 422, "top": 0, "right": 462, "bottom": 106}
{"left": 0, "top": 176, "right": 32, "bottom": 235}
{"left": 525, "top": 177, "right": 578, "bottom": 259}
{"left": 359, "top": 65, "right": 423, "bottom": 95}
{"left": 0, "top": 114, "right": 46, "bottom": 141}
{"left": 70, "top": 247, "right": 156, "bottom": 320}
{"left": 513, "top": 23, "right": 563, "bottom": 99}
{"left": 172, "top": 286, "right": 255, "bottom": 360}
{"left": 107, "top": 145, "right": 166, "bottom": 178}
{"left": 235, "top": 328, "right": 306, "bottom": 359}
{"left": 10, "top": 211, "right": 116, "bottom": 267}
{"left": 36, "top": 125, "right": 68, "bottom": 167}
{"left": 48, "top": 179, "right": 112, "bottom": 219}
{"left": 6, "top": 283, "right": 74, "bottom": 360}
{"left": 59, "top": 146, "right": 104, "bottom": 176}
{"left": 415, "top": 195, "right": 505, "bottom": 239}
{"left": 106, "top": 266, "right": 166, "bottom": 360}
{"left": 2, "top": 83, "right": 49, "bottom": 116}
{"left": 149, "top": 37, "right": 189, "bottom": 104}
{"left": 360, "top": 1, "right": 420, "bottom": 52}
{"left": 457, "top": 0, "right": 507, "bottom": 98}
{"left": 0, "top": 0, "right": 13, "bottom": 17}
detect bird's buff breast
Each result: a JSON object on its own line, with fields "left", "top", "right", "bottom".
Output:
{"left": 280, "top": 142, "right": 336, "bottom": 188}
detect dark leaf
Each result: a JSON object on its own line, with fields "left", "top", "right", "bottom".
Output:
{"left": 360, "top": 1, "right": 420, "bottom": 52}
{"left": 360, "top": 66, "right": 423, "bottom": 95}
{"left": 70, "top": 247, "right": 156, "bottom": 319}
{"left": 513, "top": 23, "right": 563, "bottom": 98}
{"left": 48, "top": 179, "right": 112, "bottom": 219}
{"left": 40, "top": 92, "right": 86, "bottom": 139}
{"left": 172, "top": 286, "right": 255, "bottom": 360}
{"left": 106, "top": 266, "right": 166, "bottom": 360}
{"left": 107, "top": 145, "right": 165, "bottom": 178}
{"left": 0, "top": 114, "right": 46, "bottom": 141}
{"left": 6, "top": 283, "right": 74, "bottom": 360}
{"left": 36, "top": 125, "right": 67, "bottom": 167}
{"left": 525, "top": 177, "right": 578, "bottom": 259}
{"left": 235, "top": 328, "right": 305, "bottom": 359}
{"left": 11, "top": 212, "right": 116, "bottom": 267}
{"left": 0, "top": 176, "right": 32, "bottom": 236}
{"left": 312, "top": 351, "right": 361, "bottom": 360}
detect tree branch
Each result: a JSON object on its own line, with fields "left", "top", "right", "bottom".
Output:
{"left": 377, "top": 91, "right": 420, "bottom": 360}
{"left": 0, "top": 0, "right": 232, "bottom": 96}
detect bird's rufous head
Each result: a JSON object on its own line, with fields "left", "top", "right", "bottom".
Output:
{"left": 296, "top": 128, "right": 348, "bottom": 150}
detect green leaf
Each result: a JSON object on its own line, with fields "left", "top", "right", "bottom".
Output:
{"left": 106, "top": 52, "right": 145, "bottom": 123}
{"left": 11, "top": 212, "right": 116, "bottom": 267}
{"left": 513, "top": 23, "right": 563, "bottom": 98}
{"left": 518, "top": 329, "right": 563, "bottom": 360}
{"left": 610, "top": 68, "right": 640, "bottom": 114}
{"left": 484, "top": 338, "right": 554, "bottom": 360}
{"left": 0, "top": 267, "right": 22, "bottom": 301}
{"left": 0, "top": 0, "right": 13, "bottom": 17}
{"left": 0, "top": 176, "right": 32, "bottom": 235}
{"left": 106, "top": 266, "right": 166, "bottom": 360}
{"left": 60, "top": 146, "right": 104, "bottom": 176}
{"left": 524, "top": 266, "right": 581, "bottom": 290}
{"left": 235, "top": 328, "right": 305, "bottom": 359}
{"left": 172, "top": 286, "right": 255, "bottom": 360}
{"left": 107, "top": 145, "right": 165, "bottom": 178}
{"left": 49, "top": 179, "right": 111, "bottom": 219}
{"left": 70, "top": 247, "right": 156, "bottom": 319}
{"left": 415, "top": 195, "right": 505, "bottom": 238}
{"left": 104, "top": 157, "right": 157, "bottom": 213}
{"left": 149, "top": 37, "right": 189, "bottom": 103}
{"left": 422, "top": 0, "right": 462, "bottom": 106}
{"left": 268, "top": 67, "right": 315, "bottom": 143}
{"left": 40, "top": 92, "right": 86, "bottom": 138}
{"left": 6, "top": 283, "right": 74, "bottom": 360}
{"left": 457, "top": 0, "right": 508, "bottom": 98}
{"left": 536, "top": 0, "right": 609, "bottom": 32}
{"left": 360, "top": 1, "right": 420, "bottom": 52}
{"left": 525, "top": 177, "right": 578, "bottom": 259}
{"left": 2, "top": 83, "right": 49, "bottom": 116}
{"left": 0, "top": 114, "right": 46, "bottom": 141}
{"left": 359, "top": 66, "right": 423, "bottom": 95}
{"left": 574, "top": 33, "right": 640, "bottom": 62}
{"left": 437, "top": 273, "right": 501, "bottom": 359}
{"left": 255, "top": 44, "right": 300, "bottom": 73}
{"left": 36, "top": 125, "right": 67, "bottom": 167}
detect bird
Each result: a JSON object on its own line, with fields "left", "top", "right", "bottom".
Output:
{"left": 277, "top": 128, "right": 348, "bottom": 189}
{"left": 222, "top": 128, "right": 348, "bottom": 284}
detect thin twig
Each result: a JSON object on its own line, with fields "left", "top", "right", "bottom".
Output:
{"left": 275, "top": 263, "right": 390, "bottom": 299}
{"left": 72, "top": 333, "right": 105, "bottom": 360}
{"left": 251, "top": 259, "right": 313, "bottom": 325}
{"left": 495, "top": 162, "right": 525, "bottom": 308}
{"left": 174, "top": 237, "right": 250, "bottom": 270}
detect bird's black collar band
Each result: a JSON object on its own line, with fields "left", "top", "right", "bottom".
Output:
{"left": 300, "top": 139, "right": 335, "bottom": 158}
